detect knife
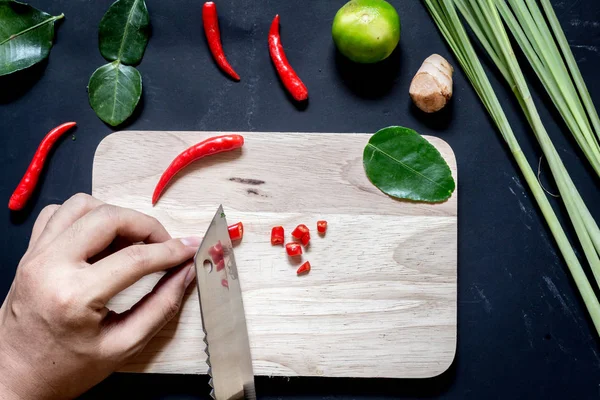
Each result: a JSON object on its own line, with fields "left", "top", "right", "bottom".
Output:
{"left": 193, "top": 205, "right": 256, "bottom": 400}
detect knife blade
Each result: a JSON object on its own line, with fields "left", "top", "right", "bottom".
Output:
{"left": 193, "top": 205, "right": 256, "bottom": 400}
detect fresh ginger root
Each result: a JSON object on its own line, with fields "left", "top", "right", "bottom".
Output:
{"left": 409, "top": 54, "right": 454, "bottom": 113}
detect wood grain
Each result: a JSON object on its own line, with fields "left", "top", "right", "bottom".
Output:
{"left": 92, "top": 130, "right": 458, "bottom": 378}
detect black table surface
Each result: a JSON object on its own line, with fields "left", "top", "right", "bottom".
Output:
{"left": 1, "top": 0, "right": 600, "bottom": 398}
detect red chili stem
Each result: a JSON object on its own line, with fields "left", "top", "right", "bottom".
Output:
{"left": 152, "top": 135, "right": 244, "bottom": 205}
{"left": 228, "top": 222, "right": 244, "bottom": 241}
{"left": 268, "top": 14, "right": 308, "bottom": 102}
{"left": 203, "top": 2, "right": 240, "bottom": 81}
{"left": 271, "top": 226, "right": 284, "bottom": 245}
{"left": 9, "top": 122, "right": 77, "bottom": 211}
{"left": 297, "top": 261, "right": 311, "bottom": 275}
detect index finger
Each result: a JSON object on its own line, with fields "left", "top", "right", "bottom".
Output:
{"left": 54, "top": 204, "right": 171, "bottom": 261}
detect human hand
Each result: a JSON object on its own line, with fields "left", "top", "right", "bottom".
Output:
{"left": 0, "top": 194, "right": 200, "bottom": 399}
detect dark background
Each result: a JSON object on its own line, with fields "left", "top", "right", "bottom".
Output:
{"left": 1, "top": 0, "right": 599, "bottom": 398}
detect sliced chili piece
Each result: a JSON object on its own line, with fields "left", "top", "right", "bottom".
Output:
{"left": 228, "top": 222, "right": 244, "bottom": 241}
{"left": 202, "top": 2, "right": 240, "bottom": 81}
{"left": 296, "top": 261, "right": 311, "bottom": 275}
{"left": 216, "top": 259, "right": 225, "bottom": 272}
{"left": 268, "top": 14, "right": 308, "bottom": 102}
{"left": 152, "top": 135, "right": 244, "bottom": 205}
{"left": 301, "top": 232, "right": 310, "bottom": 247}
{"left": 291, "top": 224, "right": 309, "bottom": 240}
{"left": 9, "top": 122, "right": 77, "bottom": 211}
{"left": 317, "top": 220, "right": 327, "bottom": 234}
{"left": 271, "top": 226, "right": 284, "bottom": 245}
{"left": 209, "top": 240, "right": 224, "bottom": 263}
{"left": 285, "top": 242, "right": 302, "bottom": 257}
{"left": 221, "top": 278, "right": 229, "bottom": 288}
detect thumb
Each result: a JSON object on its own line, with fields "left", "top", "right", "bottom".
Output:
{"left": 102, "top": 262, "right": 196, "bottom": 359}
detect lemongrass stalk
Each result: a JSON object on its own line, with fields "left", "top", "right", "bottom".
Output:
{"left": 423, "top": 0, "right": 600, "bottom": 335}
{"left": 540, "top": 0, "right": 600, "bottom": 144}
{"left": 456, "top": 0, "right": 600, "bottom": 274}
{"left": 494, "top": 0, "right": 600, "bottom": 176}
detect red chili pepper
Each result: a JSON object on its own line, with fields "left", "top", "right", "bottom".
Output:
{"left": 221, "top": 278, "right": 229, "bottom": 288}
{"left": 152, "top": 135, "right": 244, "bottom": 205}
{"left": 202, "top": 2, "right": 240, "bottom": 81}
{"left": 216, "top": 259, "right": 225, "bottom": 272}
{"left": 209, "top": 240, "right": 224, "bottom": 263}
{"left": 300, "top": 232, "right": 310, "bottom": 247}
{"left": 296, "top": 261, "right": 311, "bottom": 275}
{"left": 285, "top": 242, "right": 302, "bottom": 257}
{"left": 228, "top": 222, "right": 244, "bottom": 241}
{"left": 268, "top": 15, "right": 308, "bottom": 102}
{"left": 317, "top": 220, "right": 327, "bottom": 234}
{"left": 291, "top": 224, "right": 309, "bottom": 240}
{"left": 9, "top": 122, "right": 77, "bottom": 211}
{"left": 271, "top": 226, "right": 284, "bottom": 245}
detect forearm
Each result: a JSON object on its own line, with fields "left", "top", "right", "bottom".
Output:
{"left": 0, "top": 343, "right": 26, "bottom": 400}
{"left": 0, "top": 338, "right": 56, "bottom": 400}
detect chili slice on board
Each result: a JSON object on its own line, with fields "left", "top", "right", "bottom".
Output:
{"left": 297, "top": 261, "right": 311, "bottom": 275}
{"left": 268, "top": 14, "right": 308, "bottom": 102}
{"left": 202, "top": 2, "right": 240, "bottom": 81}
{"left": 317, "top": 220, "right": 327, "bottom": 234}
{"left": 228, "top": 222, "right": 244, "bottom": 241}
{"left": 271, "top": 226, "right": 284, "bottom": 245}
{"left": 285, "top": 242, "right": 302, "bottom": 257}
{"left": 291, "top": 224, "right": 309, "bottom": 239}
{"left": 152, "top": 135, "right": 244, "bottom": 205}
{"left": 9, "top": 122, "right": 77, "bottom": 211}
{"left": 300, "top": 232, "right": 310, "bottom": 247}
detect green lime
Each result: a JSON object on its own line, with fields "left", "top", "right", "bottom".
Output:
{"left": 332, "top": 0, "right": 401, "bottom": 64}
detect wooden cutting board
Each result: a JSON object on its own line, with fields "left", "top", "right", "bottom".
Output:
{"left": 92, "top": 130, "right": 457, "bottom": 379}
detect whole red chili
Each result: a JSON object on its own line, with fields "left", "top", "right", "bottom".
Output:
{"left": 203, "top": 2, "right": 240, "bottom": 81}
{"left": 152, "top": 135, "right": 244, "bottom": 205}
{"left": 9, "top": 122, "right": 77, "bottom": 211}
{"left": 291, "top": 224, "right": 309, "bottom": 240}
{"left": 268, "top": 14, "right": 308, "bottom": 102}
{"left": 317, "top": 220, "right": 327, "bottom": 234}
{"left": 271, "top": 226, "right": 284, "bottom": 245}
{"left": 285, "top": 242, "right": 302, "bottom": 257}
{"left": 297, "top": 261, "right": 311, "bottom": 275}
{"left": 228, "top": 222, "right": 244, "bottom": 241}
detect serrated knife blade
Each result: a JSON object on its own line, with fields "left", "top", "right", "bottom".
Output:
{"left": 194, "top": 205, "right": 256, "bottom": 400}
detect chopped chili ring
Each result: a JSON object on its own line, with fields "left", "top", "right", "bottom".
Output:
{"left": 300, "top": 232, "right": 310, "bottom": 247}
{"left": 291, "top": 224, "right": 309, "bottom": 240}
{"left": 317, "top": 220, "right": 327, "bottom": 234}
{"left": 228, "top": 222, "right": 244, "bottom": 241}
{"left": 209, "top": 240, "right": 224, "bottom": 263}
{"left": 285, "top": 242, "right": 302, "bottom": 257}
{"left": 296, "top": 261, "right": 311, "bottom": 275}
{"left": 271, "top": 226, "right": 284, "bottom": 245}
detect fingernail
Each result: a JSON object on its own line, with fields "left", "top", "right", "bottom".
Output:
{"left": 184, "top": 264, "right": 196, "bottom": 287}
{"left": 180, "top": 236, "right": 202, "bottom": 248}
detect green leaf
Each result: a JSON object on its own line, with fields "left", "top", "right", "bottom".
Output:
{"left": 99, "top": 0, "right": 149, "bottom": 65}
{"left": 0, "top": 0, "right": 63, "bottom": 76}
{"left": 88, "top": 61, "right": 142, "bottom": 127}
{"left": 363, "top": 126, "right": 455, "bottom": 202}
